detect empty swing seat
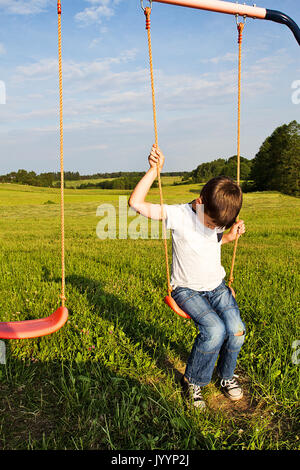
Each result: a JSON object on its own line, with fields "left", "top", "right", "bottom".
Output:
{"left": 0, "top": 307, "right": 68, "bottom": 340}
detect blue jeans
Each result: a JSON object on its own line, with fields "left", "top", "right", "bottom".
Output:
{"left": 171, "top": 280, "right": 246, "bottom": 387}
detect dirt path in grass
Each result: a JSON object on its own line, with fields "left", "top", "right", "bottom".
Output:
{"left": 164, "top": 358, "right": 260, "bottom": 418}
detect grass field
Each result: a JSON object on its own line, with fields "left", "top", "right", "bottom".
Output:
{"left": 0, "top": 181, "right": 299, "bottom": 450}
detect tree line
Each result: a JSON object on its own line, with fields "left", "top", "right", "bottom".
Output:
{"left": 187, "top": 155, "right": 252, "bottom": 184}
{"left": 1, "top": 121, "right": 298, "bottom": 196}
{"left": 0, "top": 170, "right": 81, "bottom": 187}
{"left": 0, "top": 170, "right": 182, "bottom": 189}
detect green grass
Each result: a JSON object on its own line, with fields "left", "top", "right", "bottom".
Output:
{"left": 0, "top": 182, "right": 299, "bottom": 450}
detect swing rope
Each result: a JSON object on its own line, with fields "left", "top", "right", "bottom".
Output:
{"left": 57, "top": 0, "right": 66, "bottom": 307}
{"left": 144, "top": 6, "right": 172, "bottom": 297}
{"left": 228, "top": 19, "right": 245, "bottom": 289}
{"left": 142, "top": 3, "right": 243, "bottom": 311}
{"left": 0, "top": 1, "right": 68, "bottom": 339}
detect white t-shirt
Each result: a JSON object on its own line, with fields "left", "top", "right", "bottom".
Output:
{"left": 164, "top": 203, "right": 226, "bottom": 291}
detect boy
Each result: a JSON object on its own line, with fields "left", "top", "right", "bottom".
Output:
{"left": 129, "top": 145, "right": 246, "bottom": 409}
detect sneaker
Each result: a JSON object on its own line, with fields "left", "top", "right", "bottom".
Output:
{"left": 180, "top": 375, "right": 206, "bottom": 409}
{"left": 220, "top": 374, "right": 243, "bottom": 401}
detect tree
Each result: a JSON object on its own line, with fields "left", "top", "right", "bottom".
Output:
{"left": 191, "top": 156, "right": 252, "bottom": 183}
{"left": 279, "top": 122, "right": 300, "bottom": 196}
{"left": 250, "top": 120, "right": 300, "bottom": 196}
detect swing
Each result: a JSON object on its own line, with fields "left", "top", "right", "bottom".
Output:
{"left": 143, "top": 1, "right": 299, "bottom": 319}
{"left": 141, "top": 1, "right": 247, "bottom": 319}
{"left": 0, "top": 1, "right": 68, "bottom": 339}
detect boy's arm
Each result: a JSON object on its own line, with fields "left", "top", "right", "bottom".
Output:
{"left": 128, "top": 146, "right": 165, "bottom": 220}
{"left": 221, "top": 220, "right": 245, "bottom": 244}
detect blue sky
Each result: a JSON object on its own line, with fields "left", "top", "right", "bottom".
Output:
{"left": 0, "top": 0, "right": 299, "bottom": 174}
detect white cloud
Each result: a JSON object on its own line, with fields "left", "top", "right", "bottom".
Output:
{"left": 13, "top": 49, "right": 138, "bottom": 83}
{"left": 75, "top": 0, "right": 123, "bottom": 26}
{"left": 202, "top": 52, "right": 236, "bottom": 65}
{"left": 14, "top": 58, "right": 58, "bottom": 82}
{"left": 75, "top": 6, "right": 113, "bottom": 26}
{"left": 0, "top": 0, "right": 50, "bottom": 15}
{"left": 69, "top": 143, "right": 108, "bottom": 152}
{"left": 89, "top": 37, "right": 102, "bottom": 48}
{"left": 4, "top": 47, "right": 292, "bottom": 143}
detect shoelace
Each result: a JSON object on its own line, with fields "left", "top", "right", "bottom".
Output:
{"left": 192, "top": 384, "right": 203, "bottom": 399}
{"left": 220, "top": 374, "right": 240, "bottom": 389}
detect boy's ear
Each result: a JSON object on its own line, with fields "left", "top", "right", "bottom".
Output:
{"left": 195, "top": 197, "right": 202, "bottom": 205}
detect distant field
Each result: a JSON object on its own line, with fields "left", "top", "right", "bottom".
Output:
{"left": 0, "top": 182, "right": 299, "bottom": 450}
{"left": 65, "top": 178, "right": 114, "bottom": 188}
{"left": 65, "top": 175, "right": 184, "bottom": 188}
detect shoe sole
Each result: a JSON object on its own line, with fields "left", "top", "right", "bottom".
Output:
{"left": 194, "top": 401, "right": 206, "bottom": 410}
{"left": 223, "top": 390, "right": 243, "bottom": 401}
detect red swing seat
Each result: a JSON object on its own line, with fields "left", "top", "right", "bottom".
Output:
{"left": 0, "top": 307, "right": 68, "bottom": 340}
{"left": 164, "top": 295, "right": 191, "bottom": 319}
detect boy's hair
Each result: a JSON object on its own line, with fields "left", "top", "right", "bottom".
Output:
{"left": 200, "top": 176, "right": 243, "bottom": 230}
